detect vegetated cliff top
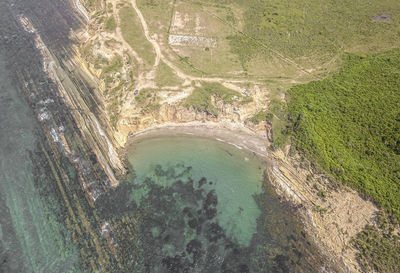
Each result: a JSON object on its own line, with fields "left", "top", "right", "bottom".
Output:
{"left": 287, "top": 50, "right": 400, "bottom": 273}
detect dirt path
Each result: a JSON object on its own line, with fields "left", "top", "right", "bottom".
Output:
{"left": 129, "top": 0, "right": 263, "bottom": 92}
{"left": 111, "top": 1, "right": 158, "bottom": 92}
{"left": 129, "top": 0, "right": 161, "bottom": 79}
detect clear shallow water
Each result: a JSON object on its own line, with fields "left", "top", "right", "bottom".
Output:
{"left": 128, "top": 136, "right": 265, "bottom": 247}
{"left": 123, "top": 136, "right": 324, "bottom": 272}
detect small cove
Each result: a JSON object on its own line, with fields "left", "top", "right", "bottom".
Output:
{"left": 123, "top": 135, "right": 326, "bottom": 272}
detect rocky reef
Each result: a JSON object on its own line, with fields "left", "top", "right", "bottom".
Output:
{"left": 0, "top": 0, "right": 133, "bottom": 271}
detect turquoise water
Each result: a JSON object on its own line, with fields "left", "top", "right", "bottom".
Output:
{"left": 128, "top": 136, "right": 265, "bottom": 247}
{"left": 124, "top": 136, "right": 324, "bottom": 272}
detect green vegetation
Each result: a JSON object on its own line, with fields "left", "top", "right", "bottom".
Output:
{"left": 154, "top": 61, "right": 182, "bottom": 87}
{"left": 352, "top": 212, "right": 400, "bottom": 273}
{"left": 137, "top": 0, "right": 175, "bottom": 34}
{"left": 101, "top": 56, "right": 123, "bottom": 76}
{"left": 106, "top": 81, "right": 124, "bottom": 97}
{"left": 225, "top": 0, "right": 400, "bottom": 71}
{"left": 104, "top": 16, "right": 116, "bottom": 32}
{"left": 106, "top": 81, "right": 127, "bottom": 128}
{"left": 184, "top": 83, "right": 239, "bottom": 115}
{"left": 108, "top": 102, "right": 119, "bottom": 127}
{"left": 249, "top": 110, "right": 273, "bottom": 124}
{"left": 98, "top": 55, "right": 125, "bottom": 128}
{"left": 82, "top": 0, "right": 101, "bottom": 11}
{"left": 287, "top": 50, "right": 400, "bottom": 220}
{"left": 249, "top": 100, "right": 288, "bottom": 148}
{"left": 134, "top": 89, "right": 160, "bottom": 114}
{"left": 93, "top": 56, "right": 109, "bottom": 69}
{"left": 269, "top": 100, "right": 289, "bottom": 148}
{"left": 119, "top": 6, "right": 155, "bottom": 67}
{"left": 135, "top": 89, "right": 154, "bottom": 105}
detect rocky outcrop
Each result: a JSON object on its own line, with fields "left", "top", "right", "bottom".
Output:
{"left": 116, "top": 96, "right": 263, "bottom": 146}
{"left": 265, "top": 149, "right": 378, "bottom": 273}
{"left": 19, "top": 15, "right": 125, "bottom": 191}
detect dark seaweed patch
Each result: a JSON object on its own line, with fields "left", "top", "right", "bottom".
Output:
{"left": 100, "top": 163, "right": 331, "bottom": 272}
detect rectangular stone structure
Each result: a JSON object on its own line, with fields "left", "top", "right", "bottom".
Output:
{"left": 168, "top": 35, "right": 217, "bottom": 48}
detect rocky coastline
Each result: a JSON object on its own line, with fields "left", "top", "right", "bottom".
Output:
{"left": 124, "top": 119, "right": 378, "bottom": 273}
{"left": 2, "top": 0, "right": 379, "bottom": 271}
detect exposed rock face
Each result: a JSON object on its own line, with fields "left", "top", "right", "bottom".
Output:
{"left": 265, "top": 150, "right": 378, "bottom": 273}
{"left": 116, "top": 97, "right": 261, "bottom": 146}
{"left": 18, "top": 13, "right": 125, "bottom": 190}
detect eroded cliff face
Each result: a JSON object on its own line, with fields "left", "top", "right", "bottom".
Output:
{"left": 19, "top": 15, "right": 125, "bottom": 188}
{"left": 116, "top": 96, "right": 267, "bottom": 146}
{"left": 265, "top": 149, "right": 379, "bottom": 273}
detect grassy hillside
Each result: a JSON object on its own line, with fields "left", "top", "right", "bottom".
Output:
{"left": 119, "top": 6, "right": 155, "bottom": 68}
{"left": 222, "top": 0, "right": 400, "bottom": 71}
{"left": 287, "top": 49, "right": 400, "bottom": 220}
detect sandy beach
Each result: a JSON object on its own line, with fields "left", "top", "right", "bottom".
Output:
{"left": 127, "top": 121, "right": 269, "bottom": 158}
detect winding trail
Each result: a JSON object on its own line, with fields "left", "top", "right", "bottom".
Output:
{"left": 129, "top": 0, "right": 263, "bottom": 92}
{"left": 112, "top": 1, "right": 157, "bottom": 91}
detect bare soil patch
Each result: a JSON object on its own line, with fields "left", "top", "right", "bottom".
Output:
{"left": 372, "top": 14, "right": 392, "bottom": 22}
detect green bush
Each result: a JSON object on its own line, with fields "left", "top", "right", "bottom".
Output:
{"left": 184, "top": 83, "right": 239, "bottom": 115}
{"left": 287, "top": 50, "right": 400, "bottom": 220}
{"left": 352, "top": 217, "right": 400, "bottom": 273}
{"left": 249, "top": 110, "right": 272, "bottom": 124}
{"left": 101, "top": 56, "right": 123, "bottom": 76}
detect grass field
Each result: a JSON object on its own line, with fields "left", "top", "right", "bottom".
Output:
{"left": 119, "top": 6, "right": 156, "bottom": 68}
{"left": 104, "top": 16, "right": 116, "bottom": 32}
{"left": 137, "top": 0, "right": 175, "bottom": 35}
{"left": 179, "top": 0, "right": 400, "bottom": 79}
{"left": 116, "top": 0, "right": 400, "bottom": 85}
{"left": 226, "top": 0, "right": 400, "bottom": 68}
{"left": 154, "top": 61, "right": 183, "bottom": 87}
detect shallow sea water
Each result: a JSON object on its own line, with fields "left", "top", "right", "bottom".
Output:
{"left": 124, "top": 136, "right": 323, "bottom": 272}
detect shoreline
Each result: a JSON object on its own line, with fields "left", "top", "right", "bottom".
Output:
{"left": 126, "top": 121, "right": 379, "bottom": 272}
{"left": 125, "top": 121, "right": 347, "bottom": 271}
{"left": 126, "top": 120, "right": 269, "bottom": 158}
